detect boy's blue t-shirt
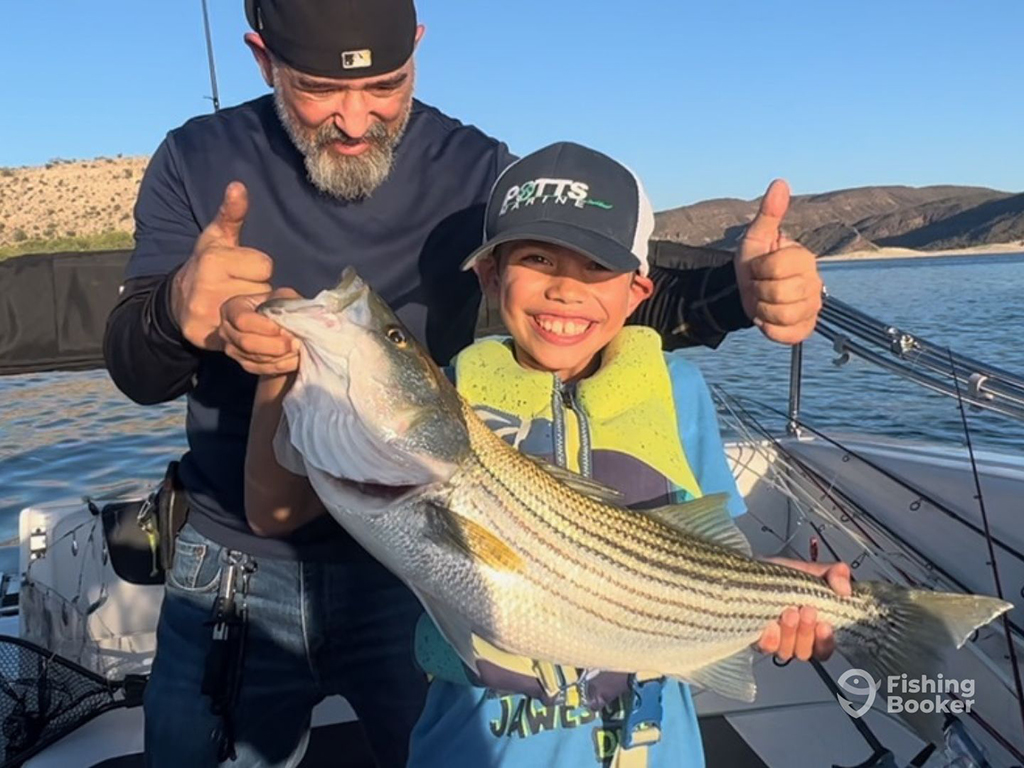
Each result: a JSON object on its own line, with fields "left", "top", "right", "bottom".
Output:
{"left": 408, "top": 351, "right": 745, "bottom": 768}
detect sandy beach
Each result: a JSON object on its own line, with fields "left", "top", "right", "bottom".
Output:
{"left": 819, "top": 242, "right": 1024, "bottom": 262}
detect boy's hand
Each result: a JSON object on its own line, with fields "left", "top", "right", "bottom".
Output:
{"left": 219, "top": 287, "right": 302, "bottom": 376}
{"left": 756, "top": 559, "right": 852, "bottom": 662}
{"left": 735, "top": 180, "right": 824, "bottom": 345}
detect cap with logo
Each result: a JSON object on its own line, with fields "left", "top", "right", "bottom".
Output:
{"left": 245, "top": 0, "right": 417, "bottom": 79}
{"left": 462, "top": 142, "right": 655, "bottom": 277}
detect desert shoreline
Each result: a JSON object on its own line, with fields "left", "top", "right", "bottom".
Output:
{"left": 818, "top": 242, "right": 1024, "bottom": 263}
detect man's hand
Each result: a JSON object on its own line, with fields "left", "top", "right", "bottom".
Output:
{"left": 220, "top": 288, "right": 302, "bottom": 376}
{"left": 757, "top": 559, "right": 852, "bottom": 662}
{"left": 170, "top": 182, "right": 275, "bottom": 350}
{"left": 735, "top": 180, "right": 824, "bottom": 345}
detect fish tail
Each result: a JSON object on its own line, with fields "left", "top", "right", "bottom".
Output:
{"left": 842, "top": 583, "right": 1012, "bottom": 745}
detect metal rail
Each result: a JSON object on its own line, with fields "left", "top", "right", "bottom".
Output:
{"left": 790, "top": 292, "right": 1024, "bottom": 424}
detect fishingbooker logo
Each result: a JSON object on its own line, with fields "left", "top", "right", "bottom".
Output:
{"left": 498, "top": 178, "right": 614, "bottom": 216}
{"left": 836, "top": 669, "right": 877, "bottom": 718}
{"left": 837, "top": 669, "right": 975, "bottom": 717}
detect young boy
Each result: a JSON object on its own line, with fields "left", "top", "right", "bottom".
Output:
{"left": 243, "top": 141, "right": 848, "bottom": 767}
{"left": 404, "top": 142, "right": 846, "bottom": 768}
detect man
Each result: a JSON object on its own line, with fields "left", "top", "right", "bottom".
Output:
{"left": 103, "top": 1, "right": 825, "bottom": 766}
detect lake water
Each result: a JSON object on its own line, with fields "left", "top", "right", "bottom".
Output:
{"left": 2, "top": 252, "right": 1023, "bottom": 558}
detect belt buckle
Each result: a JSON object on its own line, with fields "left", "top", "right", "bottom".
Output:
{"left": 621, "top": 677, "right": 664, "bottom": 749}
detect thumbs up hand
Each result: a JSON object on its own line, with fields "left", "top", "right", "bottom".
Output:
{"left": 734, "top": 180, "right": 823, "bottom": 345}
{"left": 170, "top": 182, "right": 277, "bottom": 351}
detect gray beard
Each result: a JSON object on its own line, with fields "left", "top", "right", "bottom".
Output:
{"left": 273, "top": 87, "right": 411, "bottom": 201}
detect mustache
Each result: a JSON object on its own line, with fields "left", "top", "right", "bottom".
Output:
{"left": 313, "top": 120, "right": 391, "bottom": 150}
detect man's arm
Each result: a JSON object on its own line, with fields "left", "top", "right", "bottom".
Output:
{"left": 631, "top": 262, "right": 751, "bottom": 350}
{"left": 103, "top": 269, "right": 201, "bottom": 405}
{"left": 103, "top": 138, "right": 203, "bottom": 404}
{"left": 630, "top": 180, "right": 823, "bottom": 350}
{"left": 104, "top": 135, "right": 283, "bottom": 403}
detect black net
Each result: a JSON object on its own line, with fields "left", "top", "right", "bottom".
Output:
{"left": 0, "top": 635, "right": 128, "bottom": 768}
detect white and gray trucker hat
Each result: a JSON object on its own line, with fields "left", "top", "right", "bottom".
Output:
{"left": 461, "top": 142, "right": 655, "bottom": 276}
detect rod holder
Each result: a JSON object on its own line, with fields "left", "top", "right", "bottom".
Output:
{"left": 787, "top": 343, "right": 803, "bottom": 437}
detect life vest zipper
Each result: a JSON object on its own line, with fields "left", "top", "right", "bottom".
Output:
{"left": 551, "top": 378, "right": 593, "bottom": 477}
{"left": 550, "top": 377, "right": 568, "bottom": 469}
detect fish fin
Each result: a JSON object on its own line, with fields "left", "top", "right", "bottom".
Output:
{"left": 272, "top": 415, "right": 308, "bottom": 477}
{"left": 526, "top": 456, "right": 625, "bottom": 504}
{"left": 432, "top": 507, "right": 524, "bottom": 573}
{"left": 682, "top": 647, "right": 756, "bottom": 702}
{"left": 415, "top": 591, "right": 481, "bottom": 675}
{"left": 845, "top": 582, "right": 1012, "bottom": 744}
{"left": 640, "top": 493, "right": 751, "bottom": 556}
{"left": 414, "top": 611, "right": 475, "bottom": 685}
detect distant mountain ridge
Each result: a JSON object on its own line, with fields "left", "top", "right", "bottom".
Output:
{"left": 1, "top": 157, "right": 1021, "bottom": 258}
{"left": 654, "top": 185, "right": 1024, "bottom": 255}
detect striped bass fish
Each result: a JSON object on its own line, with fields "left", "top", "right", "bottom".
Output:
{"left": 259, "top": 268, "right": 1012, "bottom": 742}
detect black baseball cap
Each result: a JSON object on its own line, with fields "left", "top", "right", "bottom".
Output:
{"left": 462, "top": 142, "right": 655, "bottom": 276}
{"left": 245, "top": 0, "right": 418, "bottom": 79}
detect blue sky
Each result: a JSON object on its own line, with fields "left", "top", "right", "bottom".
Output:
{"left": 1, "top": 0, "right": 1021, "bottom": 210}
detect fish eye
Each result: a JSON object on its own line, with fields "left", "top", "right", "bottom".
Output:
{"left": 386, "top": 326, "right": 407, "bottom": 346}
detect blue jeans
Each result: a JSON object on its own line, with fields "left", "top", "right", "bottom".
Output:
{"left": 144, "top": 523, "right": 427, "bottom": 767}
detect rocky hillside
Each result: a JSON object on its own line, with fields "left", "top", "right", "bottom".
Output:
{"left": 655, "top": 185, "right": 1024, "bottom": 255}
{"left": 0, "top": 156, "right": 147, "bottom": 250}
{"left": 1, "top": 156, "right": 1021, "bottom": 257}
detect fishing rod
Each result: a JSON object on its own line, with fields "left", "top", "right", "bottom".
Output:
{"left": 947, "top": 349, "right": 1024, "bottom": 742}
{"left": 822, "top": 295, "right": 1024, "bottom": 389}
{"left": 725, "top": 393, "right": 1024, "bottom": 570}
{"left": 818, "top": 295, "right": 1024, "bottom": 422}
{"left": 718, "top": 388, "right": 1024, "bottom": 639}
{"left": 715, "top": 393, "right": 905, "bottom": 765}
{"left": 715, "top": 389, "right": 1024, "bottom": 763}
{"left": 200, "top": 0, "right": 221, "bottom": 112}
{"left": 718, "top": 390, "right": 926, "bottom": 586}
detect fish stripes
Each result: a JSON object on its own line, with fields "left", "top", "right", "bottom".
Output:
{"left": 456, "top": 411, "right": 872, "bottom": 632}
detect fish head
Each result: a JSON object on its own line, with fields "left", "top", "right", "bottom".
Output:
{"left": 258, "top": 268, "right": 471, "bottom": 492}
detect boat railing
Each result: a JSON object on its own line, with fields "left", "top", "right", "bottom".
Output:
{"left": 785, "top": 292, "right": 1024, "bottom": 432}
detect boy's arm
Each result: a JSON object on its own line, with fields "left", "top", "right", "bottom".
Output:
{"left": 668, "top": 356, "right": 747, "bottom": 516}
{"left": 244, "top": 373, "right": 328, "bottom": 536}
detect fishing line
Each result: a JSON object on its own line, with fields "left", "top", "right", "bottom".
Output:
{"left": 720, "top": 389, "right": 961, "bottom": 589}
{"left": 948, "top": 348, "right": 1024, "bottom": 743}
{"left": 725, "top": 383, "right": 1024, "bottom": 755}
{"left": 726, "top": 394, "right": 1024, "bottom": 567}
{"left": 720, "top": 390, "right": 1024, "bottom": 640}
{"left": 716, "top": 386, "right": 1024, "bottom": 762}
{"left": 717, "top": 393, "right": 862, "bottom": 551}
{"left": 714, "top": 388, "right": 905, "bottom": 763}
{"left": 719, "top": 390, "right": 867, "bottom": 557}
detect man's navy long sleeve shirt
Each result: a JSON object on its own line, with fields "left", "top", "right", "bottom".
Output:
{"left": 104, "top": 95, "right": 750, "bottom": 560}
